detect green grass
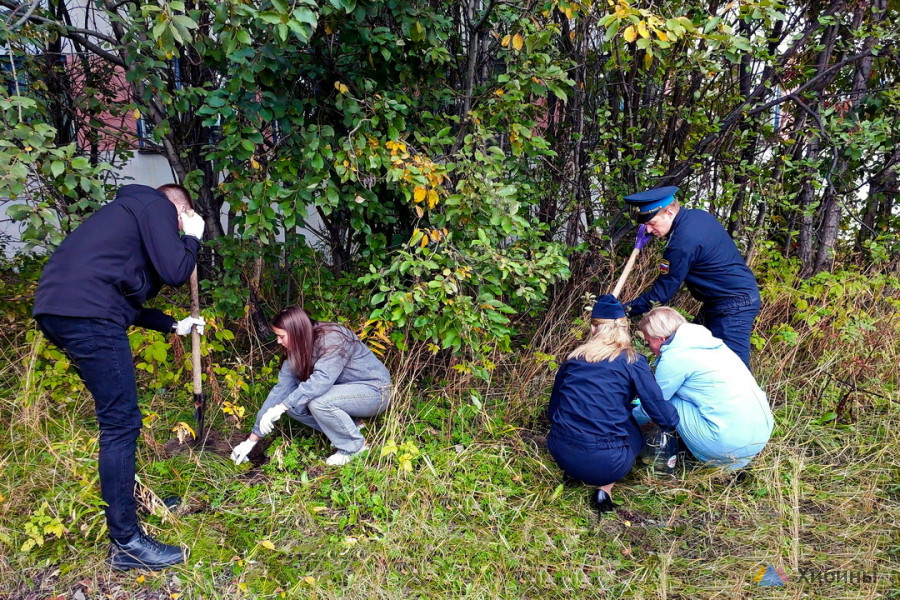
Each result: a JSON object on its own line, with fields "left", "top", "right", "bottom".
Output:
{"left": 1, "top": 280, "right": 898, "bottom": 599}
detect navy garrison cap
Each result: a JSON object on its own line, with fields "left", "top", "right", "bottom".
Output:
{"left": 624, "top": 186, "right": 679, "bottom": 223}
{"left": 591, "top": 294, "right": 626, "bottom": 320}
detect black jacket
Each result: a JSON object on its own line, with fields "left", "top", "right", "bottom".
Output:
{"left": 33, "top": 185, "right": 200, "bottom": 331}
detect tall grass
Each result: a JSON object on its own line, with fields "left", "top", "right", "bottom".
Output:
{"left": 1, "top": 256, "right": 898, "bottom": 599}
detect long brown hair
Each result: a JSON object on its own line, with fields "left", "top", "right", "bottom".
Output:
{"left": 271, "top": 306, "right": 352, "bottom": 380}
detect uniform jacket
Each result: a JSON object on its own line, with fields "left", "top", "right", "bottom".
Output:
{"left": 33, "top": 185, "right": 200, "bottom": 331}
{"left": 650, "top": 323, "right": 773, "bottom": 452}
{"left": 628, "top": 209, "right": 759, "bottom": 316}
{"left": 547, "top": 353, "right": 679, "bottom": 448}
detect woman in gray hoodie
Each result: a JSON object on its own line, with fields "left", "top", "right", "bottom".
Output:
{"left": 231, "top": 306, "right": 391, "bottom": 466}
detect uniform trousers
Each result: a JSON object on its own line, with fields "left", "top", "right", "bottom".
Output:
{"left": 546, "top": 419, "right": 644, "bottom": 487}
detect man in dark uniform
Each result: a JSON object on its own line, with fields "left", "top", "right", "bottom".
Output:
{"left": 621, "top": 186, "right": 760, "bottom": 368}
{"left": 33, "top": 183, "right": 206, "bottom": 570}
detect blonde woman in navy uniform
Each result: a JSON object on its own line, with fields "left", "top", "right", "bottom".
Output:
{"left": 546, "top": 295, "right": 679, "bottom": 514}
{"left": 622, "top": 186, "right": 760, "bottom": 368}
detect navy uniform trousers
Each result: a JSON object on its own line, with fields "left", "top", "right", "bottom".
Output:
{"left": 695, "top": 295, "right": 761, "bottom": 369}
{"left": 547, "top": 421, "right": 645, "bottom": 487}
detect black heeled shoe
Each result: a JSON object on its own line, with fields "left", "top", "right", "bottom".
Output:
{"left": 591, "top": 489, "right": 618, "bottom": 514}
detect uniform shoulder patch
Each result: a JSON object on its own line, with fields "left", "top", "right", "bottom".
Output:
{"left": 659, "top": 259, "right": 670, "bottom": 274}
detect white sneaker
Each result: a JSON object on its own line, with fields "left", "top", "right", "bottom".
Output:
{"left": 325, "top": 445, "right": 369, "bottom": 466}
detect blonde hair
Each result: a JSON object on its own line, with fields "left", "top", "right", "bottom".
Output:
{"left": 638, "top": 306, "right": 686, "bottom": 340}
{"left": 568, "top": 317, "right": 637, "bottom": 363}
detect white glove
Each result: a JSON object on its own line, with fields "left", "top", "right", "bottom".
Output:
{"left": 181, "top": 209, "right": 205, "bottom": 239}
{"left": 259, "top": 403, "right": 288, "bottom": 436}
{"left": 175, "top": 316, "right": 206, "bottom": 335}
{"left": 230, "top": 439, "right": 257, "bottom": 465}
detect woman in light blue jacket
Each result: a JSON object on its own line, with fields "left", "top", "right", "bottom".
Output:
{"left": 633, "top": 307, "right": 773, "bottom": 470}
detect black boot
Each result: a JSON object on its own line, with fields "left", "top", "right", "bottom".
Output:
{"left": 591, "top": 489, "right": 617, "bottom": 515}
{"left": 106, "top": 530, "right": 184, "bottom": 571}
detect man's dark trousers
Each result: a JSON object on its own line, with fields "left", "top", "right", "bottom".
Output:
{"left": 696, "top": 295, "right": 761, "bottom": 369}
{"left": 36, "top": 315, "right": 143, "bottom": 541}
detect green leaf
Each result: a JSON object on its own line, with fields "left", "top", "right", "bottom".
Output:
{"left": 50, "top": 161, "right": 65, "bottom": 178}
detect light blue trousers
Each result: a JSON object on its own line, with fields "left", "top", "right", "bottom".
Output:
{"left": 633, "top": 400, "right": 768, "bottom": 471}
{"left": 287, "top": 383, "right": 391, "bottom": 453}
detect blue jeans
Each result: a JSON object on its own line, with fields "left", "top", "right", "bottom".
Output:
{"left": 696, "top": 296, "right": 761, "bottom": 369}
{"left": 286, "top": 384, "right": 390, "bottom": 453}
{"left": 36, "top": 315, "right": 143, "bottom": 541}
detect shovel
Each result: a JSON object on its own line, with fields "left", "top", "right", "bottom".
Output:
{"left": 189, "top": 266, "right": 206, "bottom": 444}
{"left": 611, "top": 224, "right": 650, "bottom": 298}
{"left": 611, "top": 246, "right": 640, "bottom": 298}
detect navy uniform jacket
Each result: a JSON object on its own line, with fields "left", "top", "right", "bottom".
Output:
{"left": 627, "top": 209, "right": 759, "bottom": 317}
{"left": 33, "top": 185, "right": 200, "bottom": 332}
{"left": 548, "top": 353, "right": 679, "bottom": 446}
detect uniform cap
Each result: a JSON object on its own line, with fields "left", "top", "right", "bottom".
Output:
{"left": 624, "top": 186, "right": 679, "bottom": 223}
{"left": 591, "top": 294, "right": 626, "bottom": 320}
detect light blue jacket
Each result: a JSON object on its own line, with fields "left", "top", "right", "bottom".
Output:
{"left": 635, "top": 323, "right": 773, "bottom": 469}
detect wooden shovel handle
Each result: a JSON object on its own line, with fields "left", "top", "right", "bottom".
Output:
{"left": 189, "top": 267, "right": 202, "bottom": 395}
{"left": 612, "top": 247, "right": 640, "bottom": 298}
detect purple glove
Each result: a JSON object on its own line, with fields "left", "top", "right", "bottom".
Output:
{"left": 635, "top": 224, "right": 652, "bottom": 250}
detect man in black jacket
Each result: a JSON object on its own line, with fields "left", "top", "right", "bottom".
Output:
{"left": 33, "top": 183, "right": 205, "bottom": 570}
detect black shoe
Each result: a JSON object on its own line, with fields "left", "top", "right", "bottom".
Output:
{"left": 106, "top": 530, "right": 184, "bottom": 571}
{"left": 591, "top": 489, "right": 617, "bottom": 514}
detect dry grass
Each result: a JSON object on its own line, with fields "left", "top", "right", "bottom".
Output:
{"left": 1, "top": 261, "right": 898, "bottom": 599}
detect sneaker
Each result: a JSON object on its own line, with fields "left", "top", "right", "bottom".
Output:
{"left": 325, "top": 445, "right": 369, "bottom": 466}
{"left": 107, "top": 530, "right": 184, "bottom": 571}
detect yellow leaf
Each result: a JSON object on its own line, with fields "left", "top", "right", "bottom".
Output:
{"left": 501, "top": 34, "right": 511, "bottom": 47}
{"left": 324, "top": 24, "right": 333, "bottom": 34}
{"left": 426, "top": 189, "right": 439, "bottom": 209}
{"left": 260, "top": 540, "right": 276, "bottom": 550}
{"left": 623, "top": 25, "right": 636, "bottom": 42}
{"left": 494, "top": 88, "right": 504, "bottom": 96}
{"left": 413, "top": 186, "right": 427, "bottom": 203}
{"left": 132, "top": 109, "right": 142, "bottom": 120}
{"left": 414, "top": 205, "right": 424, "bottom": 218}
{"left": 334, "top": 81, "right": 349, "bottom": 94}
{"left": 637, "top": 21, "right": 649, "bottom": 38}
{"left": 303, "top": 576, "right": 316, "bottom": 585}
{"left": 420, "top": 235, "right": 429, "bottom": 248}
{"left": 643, "top": 51, "right": 653, "bottom": 70}
{"left": 171, "top": 421, "right": 196, "bottom": 443}
{"left": 512, "top": 34, "right": 524, "bottom": 51}
{"left": 250, "top": 158, "right": 260, "bottom": 170}
{"left": 655, "top": 29, "right": 669, "bottom": 41}
{"left": 429, "top": 229, "right": 442, "bottom": 243}
{"left": 170, "top": 594, "right": 181, "bottom": 599}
